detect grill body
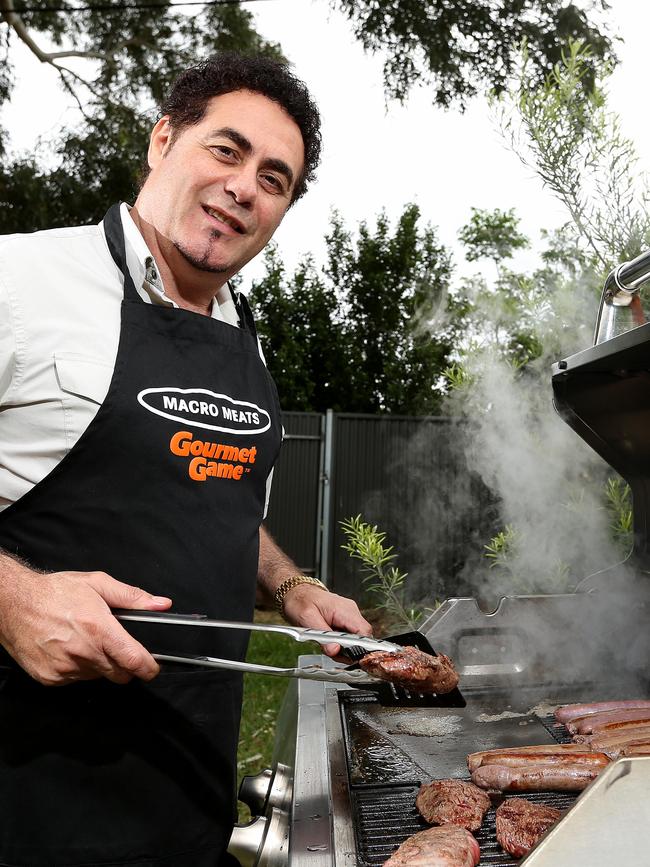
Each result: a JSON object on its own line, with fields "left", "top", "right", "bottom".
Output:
{"left": 251, "top": 588, "right": 650, "bottom": 866}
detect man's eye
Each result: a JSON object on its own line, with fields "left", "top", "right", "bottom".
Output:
{"left": 261, "top": 174, "right": 283, "bottom": 192}
{"left": 212, "top": 145, "right": 236, "bottom": 159}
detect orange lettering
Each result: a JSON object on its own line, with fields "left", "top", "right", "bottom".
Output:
{"left": 189, "top": 456, "right": 207, "bottom": 481}
{"left": 170, "top": 430, "right": 193, "bottom": 457}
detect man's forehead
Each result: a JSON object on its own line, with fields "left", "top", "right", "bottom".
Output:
{"left": 198, "top": 89, "right": 304, "bottom": 178}
{"left": 201, "top": 89, "right": 300, "bottom": 138}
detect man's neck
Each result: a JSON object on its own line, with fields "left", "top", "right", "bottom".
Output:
{"left": 129, "top": 205, "right": 227, "bottom": 316}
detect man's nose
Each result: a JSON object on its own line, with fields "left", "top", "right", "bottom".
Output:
{"left": 224, "top": 165, "right": 257, "bottom": 209}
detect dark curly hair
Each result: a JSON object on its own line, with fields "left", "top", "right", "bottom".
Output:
{"left": 160, "top": 52, "right": 321, "bottom": 204}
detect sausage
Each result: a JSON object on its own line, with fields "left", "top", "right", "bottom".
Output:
{"left": 588, "top": 730, "right": 650, "bottom": 755}
{"left": 555, "top": 700, "right": 650, "bottom": 725}
{"left": 620, "top": 744, "right": 650, "bottom": 757}
{"left": 568, "top": 709, "right": 650, "bottom": 735}
{"left": 467, "top": 744, "right": 589, "bottom": 773}
{"left": 573, "top": 723, "right": 650, "bottom": 746}
{"left": 471, "top": 763, "right": 599, "bottom": 792}
{"left": 478, "top": 751, "right": 609, "bottom": 771}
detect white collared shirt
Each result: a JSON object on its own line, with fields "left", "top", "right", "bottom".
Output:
{"left": 0, "top": 204, "right": 273, "bottom": 514}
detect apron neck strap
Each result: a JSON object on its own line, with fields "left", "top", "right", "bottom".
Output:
{"left": 103, "top": 203, "right": 142, "bottom": 304}
{"left": 228, "top": 283, "right": 257, "bottom": 337}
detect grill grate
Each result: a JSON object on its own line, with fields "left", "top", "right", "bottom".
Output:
{"left": 349, "top": 712, "right": 578, "bottom": 866}
{"left": 537, "top": 712, "right": 573, "bottom": 744}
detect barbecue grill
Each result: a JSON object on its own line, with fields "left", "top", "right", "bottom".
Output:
{"left": 229, "top": 252, "right": 650, "bottom": 866}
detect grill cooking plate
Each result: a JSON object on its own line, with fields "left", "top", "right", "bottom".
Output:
{"left": 339, "top": 691, "right": 615, "bottom": 866}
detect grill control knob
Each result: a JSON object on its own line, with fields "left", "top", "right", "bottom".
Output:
{"left": 228, "top": 807, "right": 288, "bottom": 867}
{"left": 239, "top": 768, "right": 273, "bottom": 813}
{"left": 228, "top": 815, "right": 267, "bottom": 867}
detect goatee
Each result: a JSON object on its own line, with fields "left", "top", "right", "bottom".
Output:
{"left": 174, "top": 232, "right": 230, "bottom": 274}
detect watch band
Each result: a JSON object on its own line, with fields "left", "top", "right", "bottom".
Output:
{"left": 273, "top": 575, "right": 328, "bottom": 615}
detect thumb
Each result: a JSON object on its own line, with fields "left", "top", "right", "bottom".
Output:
{"left": 87, "top": 572, "right": 172, "bottom": 611}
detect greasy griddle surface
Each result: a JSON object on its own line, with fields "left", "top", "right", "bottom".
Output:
{"left": 340, "top": 686, "right": 641, "bottom": 866}
{"left": 342, "top": 691, "right": 561, "bottom": 785}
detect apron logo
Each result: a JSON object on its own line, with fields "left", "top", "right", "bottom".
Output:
{"left": 169, "top": 431, "right": 256, "bottom": 482}
{"left": 137, "top": 387, "right": 271, "bottom": 435}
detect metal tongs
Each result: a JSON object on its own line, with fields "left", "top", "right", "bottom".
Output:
{"left": 115, "top": 610, "right": 401, "bottom": 686}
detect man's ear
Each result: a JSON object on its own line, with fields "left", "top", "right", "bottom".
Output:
{"left": 147, "top": 116, "right": 173, "bottom": 170}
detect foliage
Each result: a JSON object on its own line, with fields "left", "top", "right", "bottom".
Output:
{"left": 340, "top": 515, "right": 427, "bottom": 630}
{"left": 0, "top": 1, "right": 614, "bottom": 228}
{"left": 484, "top": 524, "right": 519, "bottom": 571}
{"left": 251, "top": 204, "right": 459, "bottom": 414}
{"left": 458, "top": 207, "right": 529, "bottom": 267}
{"left": 334, "top": 0, "right": 613, "bottom": 107}
{"left": 484, "top": 523, "right": 571, "bottom": 594}
{"left": 498, "top": 38, "right": 650, "bottom": 270}
{"left": 604, "top": 476, "right": 633, "bottom": 552}
{"left": 0, "top": 2, "right": 283, "bottom": 232}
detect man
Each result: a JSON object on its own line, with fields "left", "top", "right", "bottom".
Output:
{"left": 0, "top": 53, "right": 372, "bottom": 866}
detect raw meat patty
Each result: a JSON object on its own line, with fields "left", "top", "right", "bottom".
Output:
{"left": 495, "top": 797, "right": 562, "bottom": 858}
{"left": 384, "top": 825, "right": 480, "bottom": 866}
{"left": 416, "top": 779, "right": 491, "bottom": 831}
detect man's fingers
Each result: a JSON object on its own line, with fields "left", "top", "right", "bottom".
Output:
{"left": 85, "top": 571, "right": 171, "bottom": 611}
{"left": 101, "top": 623, "right": 160, "bottom": 681}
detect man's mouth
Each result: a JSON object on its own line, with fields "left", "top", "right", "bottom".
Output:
{"left": 202, "top": 205, "right": 245, "bottom": 234}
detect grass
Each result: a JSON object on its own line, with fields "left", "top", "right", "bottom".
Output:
{"left": 235, "top": 607, "right": 390, "bottom": 822}
{"left": 236, "top": 609, "right": 319, "bottom": 822}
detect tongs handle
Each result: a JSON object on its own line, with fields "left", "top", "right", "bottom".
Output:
{"left": 114, "top": 610, "right": 401, "bottom": 654}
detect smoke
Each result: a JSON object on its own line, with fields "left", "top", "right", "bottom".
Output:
{"left": 431, "top": 264, "right": 629, "bottom": 607}
{"left": 453, "top": 348, "right": 617, "bottom": 603}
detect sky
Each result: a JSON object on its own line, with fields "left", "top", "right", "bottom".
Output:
{"left": 3, "top": 0, "right": 650, "bottom": 289}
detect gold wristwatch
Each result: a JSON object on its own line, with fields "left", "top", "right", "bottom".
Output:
{"left": 273, "top": 575, "right": 328, "bottom": 615}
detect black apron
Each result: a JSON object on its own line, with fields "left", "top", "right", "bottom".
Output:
{"left": 0, "top": 204, "right": 282, "bottom": 866}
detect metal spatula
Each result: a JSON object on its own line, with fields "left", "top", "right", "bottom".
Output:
{"left": 342, "top": 629, "right": 466, "bottom": 708}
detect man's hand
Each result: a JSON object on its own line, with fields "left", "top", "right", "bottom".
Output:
{"left": 0, "top": 557, "right": 172, "bottom": 686}
{"left": 282, "top": 584, "right": 373, "bottom": 657}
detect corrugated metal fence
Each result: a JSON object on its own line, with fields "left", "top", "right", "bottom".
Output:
{"left": 264, "top": 412, "right": 497, "bottom": 604}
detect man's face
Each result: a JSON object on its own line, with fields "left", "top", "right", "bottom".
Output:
{"left": 139, "top": 89, "right": 305, "bottom": 279}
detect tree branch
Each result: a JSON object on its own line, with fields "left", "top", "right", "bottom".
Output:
{"left": 1, "top": 0, "right": 105, "bottom": 98}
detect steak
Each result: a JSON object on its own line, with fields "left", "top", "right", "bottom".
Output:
{"left": 415, "top": 779, "right": 491, "bottom": 831}
{"left": 495, "top": 797, "right": 562, "bottom": 858}
{"left": 359, "top": 645, "right": 459, "bottom": 694}
{"left": 384, "top": 825, "right": 480, "bottom": 867}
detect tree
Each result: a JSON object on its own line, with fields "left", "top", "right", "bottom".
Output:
{"left": 0, "top": 1, "right": 613, "bottom": 230}
{"left": 458, "top": 207, "right": 529, "bottom": 271}
{"left": 0, "top": 1, "right": 282, "bottom": 231}
{"left": 335, "top": 0, "right": 613, "bottom": 106}
{"left": 498, "top": 38, "right": 650, "bottom": 270}
{"left": 251, "top": 204, "right": 459, "bottom": 414}
{"left": 249, "top": 246, "right": 345, "bottom": 411}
